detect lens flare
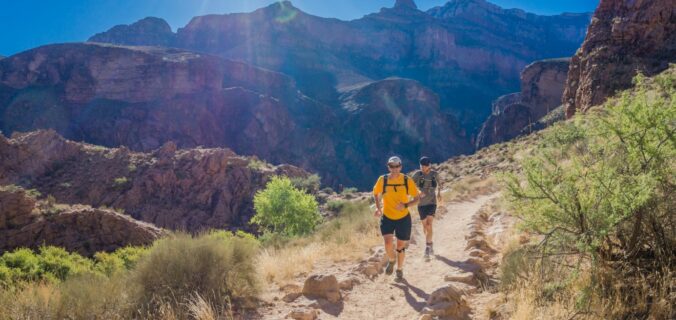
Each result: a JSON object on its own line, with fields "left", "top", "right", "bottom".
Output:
{"left": 275, "top": 1, "right": 298, "bottom": 23}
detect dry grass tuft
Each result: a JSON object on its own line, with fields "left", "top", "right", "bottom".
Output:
{"left": 258, "top": 201, "right": 380, "bottom": 284}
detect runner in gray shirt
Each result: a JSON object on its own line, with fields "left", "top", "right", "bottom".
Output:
{"left": 412, "top": 156, "right": 442, "bottom": 260}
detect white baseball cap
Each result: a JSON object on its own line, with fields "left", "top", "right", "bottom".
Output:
{"left": 387, "top": 156, "right": 402, "bottom": 165}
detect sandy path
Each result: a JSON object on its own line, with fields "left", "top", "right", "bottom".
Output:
{"left": 324, "top": 193, "right": 499, "bottom": 320}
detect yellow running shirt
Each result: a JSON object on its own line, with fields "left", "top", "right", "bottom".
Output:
{"left": 372, "top": 174, "right": 419, "bottom": 220}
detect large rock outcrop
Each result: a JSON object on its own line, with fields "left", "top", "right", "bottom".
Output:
{"left": 476, "top": 58, "right": 569, "bottom": 149}
{"left": 0, "top": 185, "right": 163, "bottom": 256}
{"left": 0, "top": 43, "right": 471, "bottom": 188}
{"left": 89, "top": 0, "right": 591, "bottom": 131}
{"left": 340, "top": 78, "right": 471, "bottom": 175}
{"left": 89, "top": 17, "right": 176, "bottom": 47}
{"left": 563, "top": 0, "right": 676, "bottom": 118}
{"left": 0, "top": 130, "right": 309, "bottom": 232}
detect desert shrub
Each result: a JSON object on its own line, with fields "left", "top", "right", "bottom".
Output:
{"left": 0, "top": 249, "right": 42, "bottom": 284}
{"left": 36, "top": 246, "right": 93, "bottom": 282}
{"left": 57, "top": 273, "right": 132, "bottom": 320}
{"left": 252, "top": 176, "right": 321, "bottom": 237}
{"left": 325, "top": 199, "right": 347, "bottom": 213}
{"left": 290, "top": 174, "right": 321, "bottom": 194}
{"left": 341, "top": 187, "right": 358, "bottom": 195}
{"left": 315, "top": 201, "right": 376, "bottom": 245}
{"left": 503, "top": 71, "right": 675, "bottom": 318}
{"left": 247, "top": 158, "right": 269, "bottom": 170}
{"left": 132, "top": 232, "right": 260, "bottom": 316}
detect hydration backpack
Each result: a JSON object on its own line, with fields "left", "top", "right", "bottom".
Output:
{"left": 382, "top": 174, "right": 409, "bottom": 195}
{"left": 415, "top": 171, "right": 437, "bottom": 189}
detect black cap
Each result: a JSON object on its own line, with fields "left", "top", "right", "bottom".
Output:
{"left": 419, "top": 156, "right": 431, "bottom": 166}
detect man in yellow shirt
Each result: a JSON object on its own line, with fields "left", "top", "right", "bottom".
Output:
{"left": 373, "top": 156, "right": 420, "bottom": 281}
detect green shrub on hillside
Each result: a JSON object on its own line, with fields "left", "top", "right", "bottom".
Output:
{"left": 37, "top": 246, "right": 93, "bottom": 282}
{"left": 0, "top": 246, "right": 148, "bottom": 287}
{"left": 503, "top": 70, "right": 675, "bottom": 317}
{"left": 253, "top": 176, "right": 321, "bottom": 237}
{"left": 290, "top": 174, "right": 321, "bottom": 193}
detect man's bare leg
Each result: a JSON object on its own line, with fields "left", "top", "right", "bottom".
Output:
{"left": 425, "top": 216, "right": 434, "bottom": 244}
{"left": 396, "top": 239, "right": 407, "bottom": 270}
{"left": 384, "top": 234, "right": 395, "bottom": 262}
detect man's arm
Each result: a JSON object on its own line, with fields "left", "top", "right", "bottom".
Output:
{"left": 373, "top": 194, "right": 383, "bottom": 217}
{"left": 405, "top": 194, "right": 420, "bottom": 208}
{"left": 436, "top": 173, "right": 443, "bottom": 202}
{"left": 403, "top": 176, "right": 420, "bottom": 208}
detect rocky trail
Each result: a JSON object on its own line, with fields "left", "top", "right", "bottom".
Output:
{"left": 261, "top": 192, "right": 509, "bottom": 320}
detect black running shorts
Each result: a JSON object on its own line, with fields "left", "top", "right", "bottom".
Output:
{"left": 380, "top": 214, "right": 412, "bottom": 241}
{"left": 418, "top": 204, "right": 437, "bottom": 220}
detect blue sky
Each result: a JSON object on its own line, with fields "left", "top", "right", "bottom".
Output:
{"left": 0, "top": 0, "right": 599, "bottom": 57}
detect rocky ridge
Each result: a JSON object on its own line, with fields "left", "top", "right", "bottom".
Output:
{"left": 89, "top": 0, "right": 591, "bottom": 131}
{"left": 0, "top": 185, "right": 163, "bottom": 256}
{"left": 475, "top": 58, "right": 570, "bottom": 149}
{"left": 563, "top": 0, "right": 676, "bottom": 117}
{"left": 0, "top": 43, "right": 470, "bottom": 188}
{"left": 0, "top": 130, "right": 308, "bottom": 232}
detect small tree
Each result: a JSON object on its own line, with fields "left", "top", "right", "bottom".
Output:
{"left": 503, "top": 70, "right": 675, "bottom": 317}
{"left": 252, "top": 176, "right": 321, "bottom": 236}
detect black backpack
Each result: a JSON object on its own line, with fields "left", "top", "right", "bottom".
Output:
{"left": 382, "top": 174, "right": 409, "bottom": 195}
{"left": 415, "top": 171, "right": 437, "bottom": 189}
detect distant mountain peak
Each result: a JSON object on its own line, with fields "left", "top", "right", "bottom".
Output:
{"left": 394, "top": 0, "right": 418, "bottom": 10}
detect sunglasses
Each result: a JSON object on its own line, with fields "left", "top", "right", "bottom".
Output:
{"left": 388, "top": 164, "right": 401, "bottom": 168}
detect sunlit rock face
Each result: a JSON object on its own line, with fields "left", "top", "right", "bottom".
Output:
{"left": 89, "top": 0, "right": 591, "bottom": 132}
{"left": 0, "top": 185, "right": 164, "bottom": 256}
{"left": 0, "top": 43, "right": 470, "bottom": 188}
{"left": 476, "top": 58, "right": 569, "bottom": 149}
{"left": 339, "top": 78, "right": 472, "bottom": 181}
{"left": 0, "top": 129, "right": 309, "bottom": 233}
{"left": 2, "top": 0, "right": 592, "bottom": 188}
{"left": 563, "top": 0, "right": 676, "bottom": 118}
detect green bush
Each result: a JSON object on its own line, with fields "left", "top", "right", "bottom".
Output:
{"left": 0, "top": 248, "right": 42, "bottom": 284}
{"left": 252, "top": 176, "right": 321, "bottom": 236}
{"left": 503, "top": 70, "right": 675, "bottom": 317}
{"left": 37, "top": 246, "right": 93, "bottom": 282}
{"left": 132, "top": 232, "right": 260, "bottom": 316}
{"left": 0, "top": 246, "right": 148, "bottom": 287}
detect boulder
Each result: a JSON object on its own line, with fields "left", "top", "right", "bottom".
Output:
{"left": 302, "top": 274, "right": 342, "bottom": 303}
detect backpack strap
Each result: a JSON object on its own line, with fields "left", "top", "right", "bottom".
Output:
{"left": 404, "top": 175, "right": 409, "bottom": 195}
{"left": 382, "top": 174, "right": 409, "bottom": 194}
{"left": 413, "top": 171, "right": 423, "bottom": 189}
{"left": 382, "top": 174, "right": 389, "bottom": 194}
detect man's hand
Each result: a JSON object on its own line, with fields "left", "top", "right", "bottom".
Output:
{"left": 374, "top": 209, "right": 383, "bottom": 217}
{"left": 395, "top": 202, "right": 406, "bottom": 211}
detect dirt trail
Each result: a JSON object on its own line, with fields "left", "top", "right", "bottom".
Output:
{"left": 329, "top": 194, "right": 499, "bottom": 320}
{"left": 259, "top": 193, "right": 504, "bottom": 320}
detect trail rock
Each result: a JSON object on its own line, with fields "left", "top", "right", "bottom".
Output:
{"left": 302, "top": 274, "right": 342, "bottom": 303}
{"left": 423, "top": 284, "right": 470, "bottom": 318}
{"left": 288, "top": 308, "right": 319, "bottom": 320}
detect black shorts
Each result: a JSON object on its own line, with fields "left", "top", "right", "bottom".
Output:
{"left": 418, "top": 204, "right": 437, "bottom": 220}
{"left": 380, "top": 214, "right": 412, "bottom": 241}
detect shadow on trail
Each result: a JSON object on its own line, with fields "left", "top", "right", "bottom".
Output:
{"left": 392, "top": 278, "right": 429, "bottom": 312}
{"left": 434, "top": 255, "right": 480, "bottom": 273}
